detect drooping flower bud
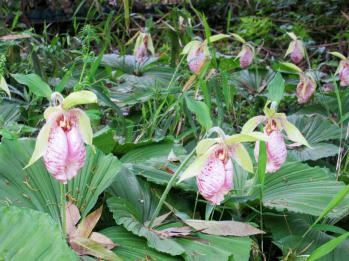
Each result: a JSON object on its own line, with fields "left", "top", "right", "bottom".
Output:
{"left": 187, "top": 44, "right": 207, "bottom": 75}
{"left": 290, "top": 40, "right": 304, "bottom": 64}
{"left": 296, "top": 74, "right": 316, "bottom": 104}
{"left": 254, "top": 123, "right": 287, "bottom": 173}
{"left": 134, "top": 32, "right": 155, "bottom": 65}
{"left": 338, "top": 60, "right": 349, "bottom": 87}
{"left": 196, "top": 146, "right": 233, "bottom": 205}
{"left": 238, "top": 44, "right": 254, "bottom": 69}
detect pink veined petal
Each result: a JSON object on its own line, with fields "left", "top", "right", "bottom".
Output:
{"left": 65, "top": 125, "right": 86, "bottom": 181}
{"left": 240, "top": 46, "right": 253, "bottom": 69}
{"left": 196, "top": 149, "right": 233, "bottom": 205}
{"left": 135, "top": 43, "right": 148, "bottom": 64}
{"left": 254, "top": 130, "right": 287, "bottom": 173}
{"left": 296, "top": 75, "right": 316, "bottom": 104}
{"left": 187, "top": 48, "right": 206, "bottom": 74}
{"left": 339, "top": 62, "right": 349, "bottom": 87}
{"left": 290, "top": 41, "right": 303, "bottom": 64}
{"left": 44, "top": 124, "right": 69, "bottom": 183}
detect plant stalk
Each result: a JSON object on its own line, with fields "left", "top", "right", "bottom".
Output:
{"left": 149, "top": 148, "right": 196, "bottom": 227}
{"left": 60, "top": 183, "right": 66, "bottom": 238}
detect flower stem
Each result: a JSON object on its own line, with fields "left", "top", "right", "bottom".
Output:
{"left": 60, "top": 183, "right": 66, "bottom": 238}
{"left": 148, "top": 148, "right": 196, "bottom": 228}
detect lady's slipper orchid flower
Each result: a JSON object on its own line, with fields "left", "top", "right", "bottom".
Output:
{"left": 285, "top": 32, "right": 305, "bottom": 64}
{"left": 242, "top": 103, "right": 310, "bottom": 173}
{"left": 331, "top": 52, "right": 349, "bottom": 87}
{"left": 182, "top": 34, "right": 230, "bottom": 75}
{"left": 25, "top": 91, "right": 97, "bottom": 184}
{"left": 183, "top": 40, "right": 209, "bottom": 75}
{"left": 133, "top": 32, "right": 155, "bottom": 64}
{"left": 296, "top": 73, "right": 316, "bottom": 104}
{"left": 178, "top": 128, "right": 267, "bottom": 205}
{"left": 238, "top": 44, "right": 254, "bottom": 69}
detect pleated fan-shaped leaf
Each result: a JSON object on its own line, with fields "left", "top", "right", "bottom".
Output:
{"left": 287, "top": 114, "right": 342, "bottom": 161}
{"left": 0, "top": 139, "right": 122, "bottom": 223}
{"left": 253, "top": 162, "right": 349, "bottom": 218}
{"left": 0, "top": 205, "right": 77, "bottom": 260}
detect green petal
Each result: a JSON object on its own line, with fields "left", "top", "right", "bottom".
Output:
{"left": 329, "top": 51, "right": 347, "bottom": 60}
{"left": 181, "top": 40, "right": 201, "bottom": 55}
{"left": 178, "top": 146, "right": 217, "bottom": 182}
{"left": 225, "top": 132, "right": 268, "bottom": 145}
{"left": 72, "top": 109, "right": 95, "bottom": 152}
{"left": 230, "top": 143, "right": 254, "bottom": 173}
{"left": 24, "top": 121, "right": 53, "bottom": 169}
{"left": 284, "top": 40, "right": 295, "bottom": 57}
{"left": 61, "top": 91, "right": 97, "bottom": 110}
{"left": 196, "top": 138, "right": 219, "bottom": 156}
{"left": 241, "top": 116, "right": 267, "bottom": 133}
{"left": 283, "top": 120, "right": 310, "bottom": 147}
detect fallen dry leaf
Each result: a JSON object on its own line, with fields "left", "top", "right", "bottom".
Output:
{"left": 184, "top": 219, "right": 265, "bottom": 236}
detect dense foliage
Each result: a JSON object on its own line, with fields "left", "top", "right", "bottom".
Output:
{"left": 0, "top": 1, "right": 349, "bottom": 260}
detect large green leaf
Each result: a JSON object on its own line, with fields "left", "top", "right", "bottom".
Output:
{"left": 101, "top": 54, "right": 177, "bottom": 107}
{"left": 11, "top": 73, "right": 52, "bottom": 99}
{"left": 253, "top": 162, "right": 349, "bottom": 218}
{"left": 0, "top": 139, "right": 122, "bottom": 222}
{"left": 287, "top": 114, "right": 342, "bottom": 161}
{"left": 0, "top": 205, "right": 77, "bottom": 260}
{"left": 266, "top": 213, "right": 349, "bottom": 261}
{"left": 101, "top": 226, "right": 178, "bottom": 260}
{"left": 178, "top": 233, "right": 251, "bottom": 261}
{"left": 185, "top": 96, "right": 213, "bottom": 130}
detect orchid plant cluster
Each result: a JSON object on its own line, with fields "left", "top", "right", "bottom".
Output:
{"left": 178, "top": 105, "right": 309, "bottom": 205}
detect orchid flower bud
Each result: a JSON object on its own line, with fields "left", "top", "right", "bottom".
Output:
{"left": 187, "top": 44, "right": 207, "bottom": 75}
{"left": 238, "top": 44, "right": 254, "bottom": 69}
{"left": 285, "top": 33, "right": 305, "bottom": 64}
{"left": 296, "top": 74, "right": 316, "bottom": 104}
{"left": 254, "top": 122, "right": 287, "bottom": 173}
{"left": 338, "top": 60, "right": 349, "bottom": 87}
{"left": 25, "top": 91, "right": 97, "bottom": 184}
{"left": 133, "top": 32, "right": 155, "bottom": 65}
{"left": 196, "top": 146, "right": 233, "bottom": 205}
{"left": 290, "top": 40, "right": 304, "bottom": 64}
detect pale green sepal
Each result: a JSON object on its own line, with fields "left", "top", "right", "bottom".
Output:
{"left": 224, "top": 132, "right": 268, "bottom": 144}
{"left": 283, "top": 120, "right": 311, "bottom": 148}
{"left": 230, "top": 143, "right": 254, "bottom": 173}
{"left": 181, "top": 40, "right": 201, "bottom": 55}
{"left": 196, "top": 138, "right": 219, "bottom": 157}
{"left": 329, "top": 51, "right": 347, "bottom": 61}
{"left": 230, "top": 33, "right": 246, "bottom": 43}
{"left": 61, "top": 91, "right": 97, "bottom": 110}
{"left": 241, "top": 116, "right": 267, "bottom": 133}
{"left": 24, "top": 121, "right": 53, "bottom": 169}
{"left": 285, "top": 41, "right": 295, "bottom": 58}
{"left": 72, "top": 108, "right": 95, "bottom": 152}
{"left": 207, "top": 34, "right": 230, "bottom": 43}
{"left": 178, "top": 146, "right": 217, "bottom": 183}
{"left": 280, "top": 62, "right": 303, "bottom": 73}
{"left": 0, "top": 75, "right": 11, "bottom": 97}
{"left": 287, "top": 32, "right": 298, "bottom": 41}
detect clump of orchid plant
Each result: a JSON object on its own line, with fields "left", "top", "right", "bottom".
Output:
{"left": 133, "top": 31, "right": 155, "bottom": 64}
{"left": 25, "top": 91, "right": 97, "bottom": 184}
{"left": 242, "top": 102, "right": 310, "bottom": 173}
{"left": 178, "top": 127, "right": 267, "bottom": 205}
{"left": 285, "top": 32, "right": 305, "bottom": 64}
{"left": 330, "top": 51, "right": 349, "bottom": 87}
